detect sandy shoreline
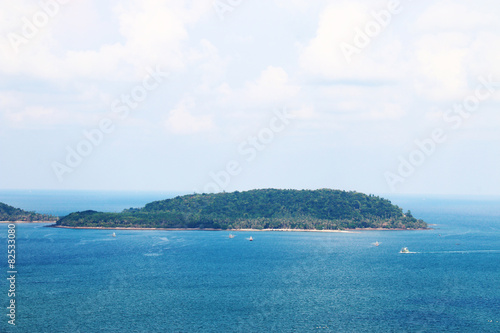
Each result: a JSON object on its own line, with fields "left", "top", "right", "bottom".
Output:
{"left": 1, "top": 221, "right": 429, "bottom": 232}
{"left": 49, "top": 225, "right": 354, "bottom": 232}
{"left": 48, "top": 225, "right": 429, "bottom": 232}
{"left": 234, "top": 228, "right": 353, "bottom": 233}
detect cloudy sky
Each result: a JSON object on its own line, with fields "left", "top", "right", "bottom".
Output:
{"left": 1, "top": 0, "right": 499, "bottom": 195}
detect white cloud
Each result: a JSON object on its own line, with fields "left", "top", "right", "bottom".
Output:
{"left": 1, "top": 0, "right": 499, "bottom": 194}
{"left": 165, "top": 97, "right": 214, "bottom": 134}
{"left": 115, "top": 0, "right": 190, "bottom": 72}
{"left": 292, "top": 105, "right": 317, "bottom": 120}
{"left": 412, "top": 33, "right": 470, "bottom": 100}
{"left": 468, "top": 32, "right": 500, "bottom": 84}
{"left": 0, "top": 90, "right": 107, "bottom": 129}
{"left": 300, "top": 0, "right": 500, "bottom": 105}
{"left": 0, "top": 0, "right": 213, "bottom": 82}
{"left": 216, "top": 66, "right": 300, "bottom": 110}
{"left": 409, "top": 2, "right": 500, "bottom": 100}
{"left": 273, "top": 0, "right": 315, "bottom": 11}
{"left": 0, "top": 2, "right": 39, "bottom": 34}
{"left": 190, "top": 39, "right": 227, "bottom": 93}
{"left": 364, "top": 103, "right": 405, "bottom": 121}
{"left": 415, "top": 1, "right": 495, "bottom": 32}
{"left": 0, "top": 92, "right": 23, "bottom": 109}
{"left": 244, "top": 66, "right": 300, "bottom": 105}
{"left": 6, "top": 106, "right": 57, "bottom": 124}
{"left": 299, "top": 1, "right": 403, "bottom": 83}
{"left": 3, "top": 105, "right": 98, "bottom": 129}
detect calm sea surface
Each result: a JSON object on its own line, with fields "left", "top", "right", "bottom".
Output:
{"left": 0, "top": 192, "right": 499, "bottom": 332}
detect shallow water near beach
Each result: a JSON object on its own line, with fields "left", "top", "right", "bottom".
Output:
{"left": 1, "top": 193, "right": 499, "bottom": 332}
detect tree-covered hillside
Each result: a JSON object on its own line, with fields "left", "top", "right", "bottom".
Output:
{"left": 56, "top": 189, "right": 427, "bottom": 230}
{"left": 0, "top": 202, "right": 57, "bottom": 222}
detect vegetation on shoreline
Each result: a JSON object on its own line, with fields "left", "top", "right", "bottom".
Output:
{"left": 56, "top": 189, "right": 427, "bottom": 230}
{"left": 0, "top": 202, "right": 58, "bottom": 222}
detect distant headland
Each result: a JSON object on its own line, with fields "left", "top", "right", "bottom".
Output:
{"left": 53, "top": 189, "right": 428, "bottom": 231}
{"left": 0, "top": 202, "right": 57, "bottom": 222}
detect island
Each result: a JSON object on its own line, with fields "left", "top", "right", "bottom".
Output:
{"left": 55, "top": 189, "right": 427, "bottom": 230}
{"left": 0, "top": 202, "right": 57, "bottom": 222}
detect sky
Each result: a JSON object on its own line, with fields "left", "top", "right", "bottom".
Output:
{"left": 0, "top": 0, "right": 499, "bottom": 195}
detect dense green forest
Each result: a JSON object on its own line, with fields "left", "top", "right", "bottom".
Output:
{"left": 0, "top": 202, "right": 57, "bottom": 222}
{"left": 56, "top": 189, "right": 427, "bottom": 230}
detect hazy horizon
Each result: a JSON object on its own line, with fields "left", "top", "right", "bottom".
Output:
{"left": 2, "top": 188, "right": 500, "bottom": 199}
{"left": 1, "top": 0, "right": 499, "bottom": 196}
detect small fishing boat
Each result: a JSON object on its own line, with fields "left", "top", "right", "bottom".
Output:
{"left": 374, "top": 241, "right": 379, "bottom": 246}
{"left": 112, "top": 232, "right": 116, "bottom": 237}
{"left": 249, "top": 236, "right": 253, "bottom": 241}
{"left": 229, "top": 234, "right": 235, "bottom": 238}
{"left": 399, "top": 247, "right": 410, "bottom": 253}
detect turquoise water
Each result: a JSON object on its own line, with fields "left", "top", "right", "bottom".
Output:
{"left": 1, "top": 194, "right": 499, "bottom": 332}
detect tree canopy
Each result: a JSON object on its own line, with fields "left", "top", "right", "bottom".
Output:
{"left": 0, "top": 202, "right": 57, "bottom": 222}
{"left": 56, "top": 189, "right": 427, "bottom": 230}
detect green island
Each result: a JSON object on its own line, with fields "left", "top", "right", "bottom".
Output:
{"left": 56, "top": 189, "right": 427, "bottom": 230}
{"left": 0, "top": 202, "right": 57, "bottom": 222}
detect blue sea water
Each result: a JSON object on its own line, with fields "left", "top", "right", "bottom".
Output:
{"left": 0, "top": 192, "right": 499, "bottom": 332}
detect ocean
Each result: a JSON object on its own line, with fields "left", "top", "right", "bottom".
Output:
{"left": 0, "top": 191, "right": 499, "bottom": 332}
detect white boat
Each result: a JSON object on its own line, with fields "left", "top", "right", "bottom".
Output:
{"left": 249, "top": 236, "right": 253, "bottom": 241}
{"left": 399, "top": 247, "right": 410, "bottom": 253}
{"left": 112, "top": 232, "right": 116, "bottom": 237}
{"left": 228, "top": 234, "right": 235, "bottom": 238}
{"left": 374, "top": 241, "right": 380, "bottom": 246}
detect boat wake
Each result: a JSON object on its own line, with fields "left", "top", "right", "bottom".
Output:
{"left": 76, "top": 238, "right": 116, "bottom": 245}
{"left": 400, "top": 250, "right": 500, "bottom": 254}
{"left": 426, "top": 250, "right": 500, "bottom": 254}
